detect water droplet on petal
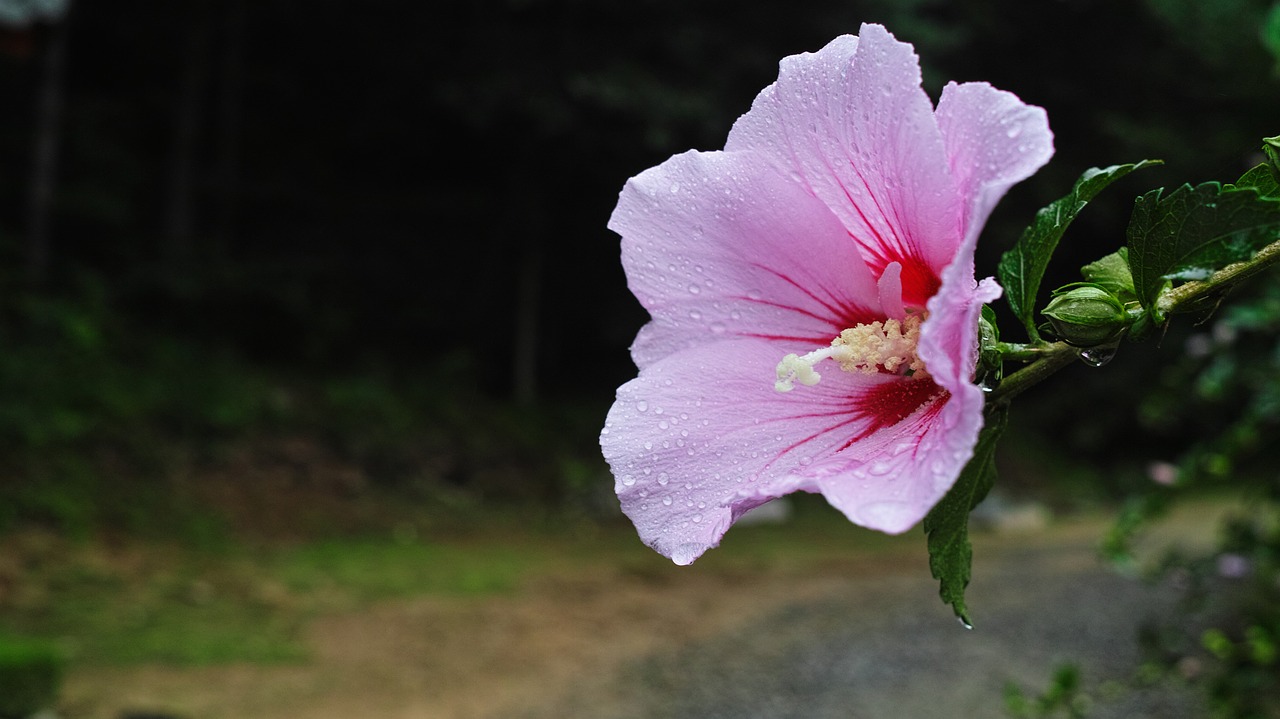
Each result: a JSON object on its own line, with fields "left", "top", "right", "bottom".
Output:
{"left": 688, "top": 285, "right": 701, "bottom": 295}
{"left": 636, "top": 400, "right": 649, "bottom": 412}
{"left": 658, "top": 420, "right": 670, "bottom": 430}
{"left": 662, "top": 496, "right": 672, "bottom": 506}
{"left": 691, "top": 514, "right": 703, "bottom": 523}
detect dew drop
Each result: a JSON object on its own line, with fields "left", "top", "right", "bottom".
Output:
{"left": 669, "top": 182, "right": 680, "bottom": 193}
{"left": 709, "top": 322, "right": 726, "bottom": 334}
{"left": 688, "top": 285, "right": 701, "bottom": 295}
{"left": 691, "top": 514, "right": 703, "bottom": 523}
{"left": 662, "top": 496, "right": 673, "bottom": 506}
{"left": 689, "top": 309, "right": 702, "bottom": 320}
{"left": 636, "top": 400, "right": 649, "bottom": 412}
{"left": 622, "top": 475, "right": 636, "bottom": 486}
{"left": 1076, "top": 345, "right": 1118, "bottom": 368}
{"left": 1005, "top": 125, "right": 1022, "bottom": 139}
{"left": 657, "top": 472, "right": 669, "bottom": 486}
{"left": 658, "top": 420, "right": 670, "bottom": 430}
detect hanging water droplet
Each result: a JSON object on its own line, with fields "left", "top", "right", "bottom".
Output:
{"left": 1076, "top": 344, "right": 1118, "bottom": 367}
{"left": 957, "top": 614, "right": 973, "bottom": 630}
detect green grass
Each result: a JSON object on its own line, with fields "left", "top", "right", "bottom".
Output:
{"left": 0, "top": 496, "right": 919, "bottom": 668}
{"left": 271, "top": 538, "right": 541, "bottom": 600}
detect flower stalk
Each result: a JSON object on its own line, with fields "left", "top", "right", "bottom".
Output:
{"left": 988, "top": 236, "right": 1280, "bottom": 404}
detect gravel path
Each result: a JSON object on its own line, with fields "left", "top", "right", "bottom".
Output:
{"left": 519, "top": 519, "right": 1207, "bottom": 719}
{"left": 63, "top": 507, "right": 1220, "bottom": 718}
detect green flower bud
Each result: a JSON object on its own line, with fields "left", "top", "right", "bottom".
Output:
{"left": 1042, "top": 285, "right": 1129, "bottom": 347}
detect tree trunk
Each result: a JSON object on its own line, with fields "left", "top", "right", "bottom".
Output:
{"left": 214, "top": 0, "right": 245, "bottom": 247}
{"left": 24, "top": 10, "right": 71, "bottom": 287}
{"left": 164, "top": 2, "right": 212, "bottom": 272}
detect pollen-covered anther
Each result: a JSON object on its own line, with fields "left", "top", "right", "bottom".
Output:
{"left": 774, "top": 314, "right": 928, "bottom": 392}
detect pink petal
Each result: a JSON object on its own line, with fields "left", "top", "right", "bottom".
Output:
{"left": 609, "top": 149, "right": 881, "bottom": 369}
{"left": 601, "top": 338, "right": 926, "bottom": 564}
{"left": 725, "top": 24, "right": 962, "bottom": 304}
{"left": 935, "top": 81, "right": 1054, "bottom": 247}
{"left": 795, "top": 371, "right": 983, "bottom": 533}
{"left": 750, "top": 264, "right": 999, "bottom": 535}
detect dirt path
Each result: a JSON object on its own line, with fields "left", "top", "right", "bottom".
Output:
{"left": 61, "top": 506, "right": 1223, "bottom": 718}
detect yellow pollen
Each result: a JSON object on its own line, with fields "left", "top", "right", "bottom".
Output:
{"left": 775, "top": 314, "right": 927, "bottom": 392}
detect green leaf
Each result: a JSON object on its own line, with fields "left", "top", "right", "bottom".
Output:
{"left": 1265, "top": 135, "right": 1280, "bottom": 171}
{"left": 1126, "top": 182, "right": 1280, "bottom": 319}
{"left": 923, "top": 402, "right": 1009, "bottom": 625}
{"left": 1080, "top": 248, "right": 1136, "bottom": 302}
{"left": 1265, "top": 5, "right": 1280, "bottom": 71}
{"left": 998, "top": 161, "right": 1161, "bottom": 341}
{"left": 1233, "top": 163, "right": 1280, "bottom": 199}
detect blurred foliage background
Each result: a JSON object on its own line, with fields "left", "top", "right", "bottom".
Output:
{"left": 0, "top": 0, "right": 1277, "bottom": 537}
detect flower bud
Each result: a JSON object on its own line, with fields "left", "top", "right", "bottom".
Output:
{"left": 1042, "top": 285, "right": 1128, "bottom": 347}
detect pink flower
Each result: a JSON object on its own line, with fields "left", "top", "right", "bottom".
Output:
{"left": 601, "top": 24, "right": 1052, "bottom": 565}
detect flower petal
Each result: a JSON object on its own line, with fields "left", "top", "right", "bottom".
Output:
{"left": 609, "top": 149, "right": 882, "bottom": 369}
{"left": 793, "top": 370, "right": 983, "bottom": 534}
{"left": 601, "top": 338, "right": 916, "bottom": 564}
{"left": 935, "top": 81, "right": 1054, "bottom": 247}
{"left": 725, "top": 23, "right": 962, "bottom": 303}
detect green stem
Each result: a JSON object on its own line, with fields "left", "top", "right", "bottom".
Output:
{"left": 994, "top": 342, "right": 1048, "bottom": 362}
{"left": 988, "top": 342, "right": 1076, "bottom": 404}
{"left": 986, "top": 236, "right": 1280, "bottom": 405}
{"left": 1157, "top": 237, "right": 1280, "bottom": 317}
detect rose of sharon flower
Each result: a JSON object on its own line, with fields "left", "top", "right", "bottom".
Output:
{"left": 601, "top": 24, "right": 1053, "bottom": 565}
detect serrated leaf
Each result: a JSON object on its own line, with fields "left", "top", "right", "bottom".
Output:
{"left": 1233, "top": 163, "right": 1280, "bottom": 199}
{"left": 1126, "top": 182, "right": 1280, "bottom": 318}
{"left": 998, "top": 161, "right": 1161, "bottom": 341}
{"left": 923, "top": 403, "right": 1009, "bottom": 625}
{"left": 1080, "top": 248, "right": 1136, "bottom": 302}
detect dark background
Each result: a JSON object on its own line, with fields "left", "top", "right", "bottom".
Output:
{"left": 0, "top": 0, "right": 1277, "bottom": 532}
